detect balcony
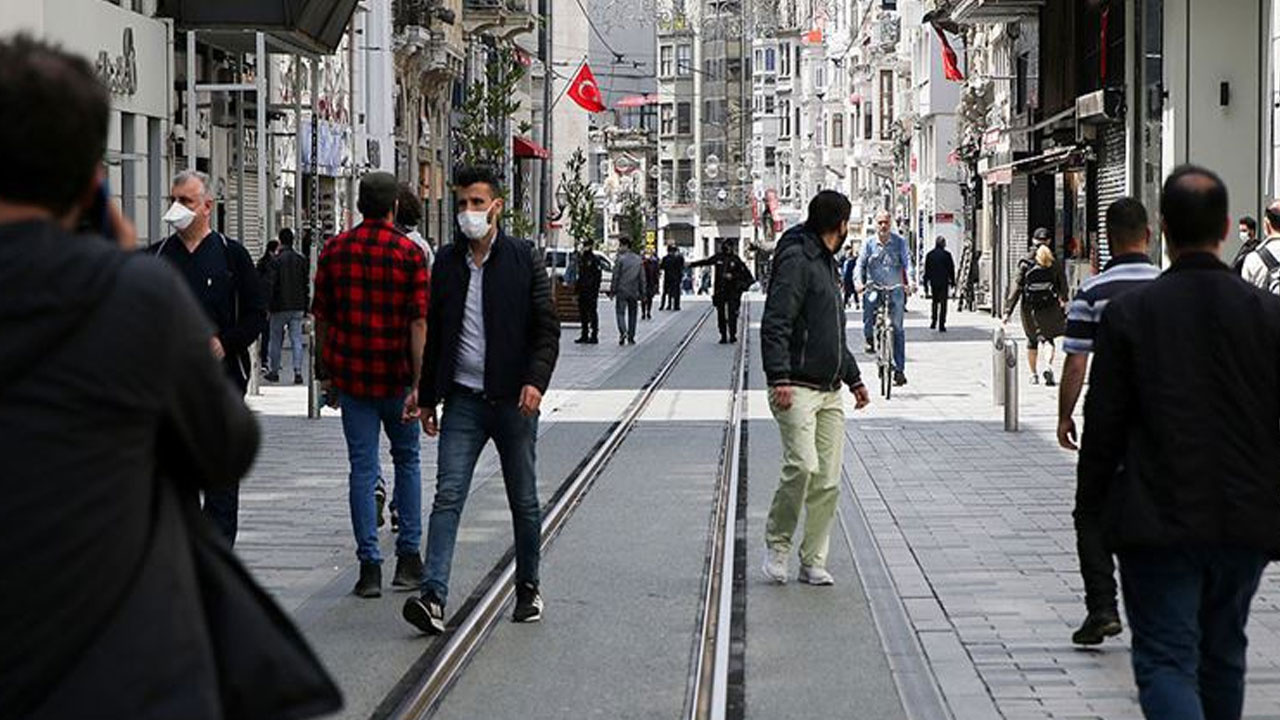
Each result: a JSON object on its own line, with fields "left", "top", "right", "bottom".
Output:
{"left": 463, "top": 0, "right": 535, "bottom": 39}
{"left": 948, "top": 0, "right": 1044, "bottom": 25}
{"left": 393, "top": 0, "right": 464, "bottom": 81}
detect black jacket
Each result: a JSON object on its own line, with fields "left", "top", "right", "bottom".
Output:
{"left": 267, "top": 246, "right": 310, "bottom": 313}
{"left": 660, "top": 252, "right": 685, "bottom": 290}
{"left": 761, "top": 224, "right": 863, "bottom": 391}
{"left": 1232, "top": 237, "right": 1260, "bottom": 274}
{"left": 577, "top": 249, "right": 603, "bottom": 296}
{"left": 420, "top": 231, "right": 560, "bottom": 407}
{"left": 923, "top": 247, "right": 956, "bottom": 291}
{"left": 1078, "top": 252, "right": 1280, "bottom": 555}
{"left": 0, "top": 221, "right": 338, "bottom": 720}
{"left": 689, "top": 251, "right": 755, "bottom": 301}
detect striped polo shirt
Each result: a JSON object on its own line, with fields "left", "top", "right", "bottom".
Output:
{"left": 1062, "top": 254, "right": 1161, "bottom": 355}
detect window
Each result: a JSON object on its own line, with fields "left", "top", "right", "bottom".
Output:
{"left": 754, "top": 49, "right": 762, "bottom": 70}
{"left": 660, "top": 103, "right": 674, "bottom": 136}
{"left": 795, "top": 46, "right": 802, "bottom": 77}
{"left": 765, "top": 146, "right": 776, "bottom": 168}
{"left": 660, "top": 45, "right": 673, "bottom": 77}
{"left": 765, "top": 48, "right": 776, "bottom": 72}
{"left": 778, "top": 42, "right": 791, "bottom": 76}
{"left": 864, "top": 101, "right": 873, "bottom": 139}
{"left": 676, "top": 159, "right": 692, "bottom": 203}
{"left": 814, "top": 63, "right": 826, "bottom": 90}
{"left": 879, "top": 70, "right": 894, "bottom": 140}
{"left": 677, "top": 102, "right": 692, "bottom": 135}
{"left": 816, "top": 115, "right": 825, "bottom": 147}
{"left": 661, "top": 159, "right": 674, "bottom": 196}
{"left": 764, "top": 94, "right": 775, "bottom": 114}
{"left": 832, "top": 112, "right": 844, "bottom": 147}
{"left": 677, "top": 45, "right": 692, "bottom": 76}
{"left": 779, "top": 99, "right": 791, "bottom": 137}
{"left": 795, "top": 106, "right": 801, "bottom": 137}
{"left": 1015, "top": 52, "right": 1030, "bottom": 112}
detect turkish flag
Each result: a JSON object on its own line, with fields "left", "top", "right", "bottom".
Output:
{"left": 567, "top": 63, "right": 607, "bottom": 113}
{"left": 935, "top": 27, "right": 964, "bottom": 82}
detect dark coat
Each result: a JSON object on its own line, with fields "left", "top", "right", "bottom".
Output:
{"left": 420, "top": 231, "right": 561, "bottom": 407}
{"left": 689, "top": 250, "right": 755, "bottom": 301}
{"left": 761, "top": 224, "right": 863, "bottom": 391}
{"left": 643, "top": 255, "right": 660, "bottom": 297}
{"left": 577, "top": 249, "right": 603, "bottom": 296}
{"left": 923, "top": 247, "right": 956, "bottom": 292}
{"left": 266, "top": 246, "right": 310, "bottom": 313}
{"left": 0, "top": 220, "right": 339, "bottom": 720}
{"left": 1078, "top": 252, "right": 1280, "bottom": 555}
{"left": 660, "top": 251, "right": 685, "bottom": 291}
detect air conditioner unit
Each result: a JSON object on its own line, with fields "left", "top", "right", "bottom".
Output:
{"left": 1076, "top": 87, "right": 1124, "bottom": 124}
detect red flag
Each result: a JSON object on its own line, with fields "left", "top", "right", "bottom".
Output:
{"left": 567, "top": 63, "right": 607, "bottom": 113}
{"left": 935, "top": 27, "right": 964, "bottom": 82}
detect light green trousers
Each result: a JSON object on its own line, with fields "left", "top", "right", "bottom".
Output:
{"left": 765, "top": 387, "right": 845, "bottom": 568}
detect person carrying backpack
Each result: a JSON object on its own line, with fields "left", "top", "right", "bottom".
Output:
{"left": 1241, "top": 201, "right": 1280, "bottom": 293}
{"left": 1003, "top": 228, "right": 1067, "bottom": 386}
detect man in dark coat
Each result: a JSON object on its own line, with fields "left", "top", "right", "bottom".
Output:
{"left": 659, "top": 244, "right": 685, "bottom": 310}
{"left": 255, "top": 237, "right": 280, "bottom": 364}
{"left": 689, "top": 239, "right": 755, "bottom": 343}
{"left": 641, "top": 247, "right": 660, "bottom": 319}
{"left": 575, "top": 241, "right": 602, "bottom": 344}
{"left": 0, "top": 35, "right": 338, "bottom": 720}
{"left": 922, "top": 236, "right": 956, "bottom": 332}
{"left": 264, "top": 227, "right": 309, "bottom": 384}
{"left": 1078, "top": 166, "right": 1280, "bottom": 719}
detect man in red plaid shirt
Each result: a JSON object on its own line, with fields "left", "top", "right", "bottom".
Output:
{"left": 312, "top": 171, "right": 429, "bottom": 599}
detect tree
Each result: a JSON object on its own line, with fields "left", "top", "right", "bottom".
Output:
{"left": 617, "top": 188, "right": 647, "bottom": 250}
{"left": 559, "top": 148, "right": 598, "bottom": 248}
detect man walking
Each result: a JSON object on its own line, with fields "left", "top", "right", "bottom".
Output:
{"left": 1078, "top": 165, "right": 1280, "bottom": 719}
{"left": 575, "top": 241, "right": 602, "bottom": 344}
{"left": 397, "top": 182, "right": 435, "bottom": 270}
{"left": 154, "top": 168, "right": 266, "bottom": 546}
{"left": 265, "top": 228, "right": 309, "bottom": 384}
{"left": 856, "top": 209, "right": 913, "bottom": 386}
{"left": 404, "top": 165, "right": 559, "bottom": 634}
{"left": 660, "top": 244, "right": 685, "bottom": 310}
{"left": 642, "top": 248, "right": 660, "bottom": 319}
{"left": 312, "top": 171, "right": 428, "bottom": 598}
{"left": 256, "top": 235, "right": 282, "bottom": 366}
{"left": 689, "top": 239, "right": 755, "bottom": 343}
{"left": 1057, "top": 197, "right": 1160, "bottom": 647}
{"left": 1231, "top": 214, "right": 1259, "bottom": 273}
{"left": 1239, "top": 202, "right": 1280, "bottom": 293}
{"left": 923, "top": 236, "right": 956, "bottom": 332}
{"left": 760, "top": 190, "right": 871, "bottom": 586}
{"left": 613, "top": 239, "right": 644, "bottom": 345}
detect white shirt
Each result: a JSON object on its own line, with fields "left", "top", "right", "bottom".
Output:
{"left": 453, "top": 246, "right": 490, "bottom": 391}
{"left": 1241, "top": 237, "right": 1280, "bottom": 291}
{"left": 406, "top": 229, "right": 434, "bottom": 269}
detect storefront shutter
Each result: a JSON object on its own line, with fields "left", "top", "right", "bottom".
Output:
{"left": 1094, "top": 123, "right": 1127, "bottom": 268}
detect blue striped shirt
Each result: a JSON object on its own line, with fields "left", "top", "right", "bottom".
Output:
{"left": 1062, "top": 254, "right": 1161, "bottom": 355}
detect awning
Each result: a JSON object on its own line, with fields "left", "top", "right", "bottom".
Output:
{"left": 513, "top": 135, "right": 550, "bottom": 159}
{"left": 157, "top": 0, "right": 359, "bottom": 54}
{"left": 616, "top": 93, "right": 658, "bottom": 108}
{"left": 980, "top": 145, "right": 1086, "bottom": 179}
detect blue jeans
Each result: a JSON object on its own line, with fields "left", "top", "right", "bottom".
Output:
{"left": 339, "top": 391, "right": 422, "bottom": 564}
{"left": 615, "top": 298, "right": 638, "bottom": 341}
{"left": 862, "top": 287, "right": 906, "bottom": 372}
{"left": 269, "top": 310, "right": 304, "bottom": 375}
{"left": 1120, "top": 546, "right": 1269, "bottom": 720}
{"left": 422, "top": 390, "right": 541, "bottom": 604}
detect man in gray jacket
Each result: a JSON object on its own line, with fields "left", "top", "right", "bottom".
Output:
{"left": 613, "top": 239, "right": 644, "bottom": 345}
{"left": 760, "top": 190, "right": 871, "bottom": 585}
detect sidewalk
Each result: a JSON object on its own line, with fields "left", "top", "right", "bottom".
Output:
{"left": 841, "top": 299, "right": 1280, "bottom": 719}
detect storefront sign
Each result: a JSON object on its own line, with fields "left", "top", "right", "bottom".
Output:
{"left": 95, "top": 29, "right": 138, "bottom": 97}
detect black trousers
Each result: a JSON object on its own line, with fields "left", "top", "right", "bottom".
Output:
{"left": 641, "top": 293, "right": 654, "bottom": 319}
{"left": 930, "top": 287, "right": 949, "bottom": 330}
{"left": 715, "top": 294, "right": 742, "bottom": 340}
{"left": 1074, "top": 507, "right": 1118, "bottom": 613}
{"left": 577, "top": 293, "right": 599, "bottom": 339}
{"left": 663, "top": 286, "right": 681, "bottom": 310}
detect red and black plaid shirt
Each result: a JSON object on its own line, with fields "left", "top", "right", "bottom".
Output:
{"left": 312, "top": 219, "right": 429, "bottom": 399}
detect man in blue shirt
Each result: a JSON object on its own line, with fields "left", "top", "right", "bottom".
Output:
{"left": 856, "top": 210, "right": 914, "bottom": 386}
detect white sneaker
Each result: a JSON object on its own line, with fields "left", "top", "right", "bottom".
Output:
{"left": 798, "top": 564, "right": 834, "bottom": 586}
{"left": 761, "top": 547, "right": 789, "bottom": 584}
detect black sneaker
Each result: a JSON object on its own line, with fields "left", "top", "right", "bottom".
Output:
{"left": 574, "top": 336, "right": 588, "bottom": 344}
{"left": 1072, "top": 610, "right": 1123, "bottom": 645}
{"left": 718, "top": 336, "right": 729, "bottom": 344}
{"left": 353, "top": 562, "right": 381, "bottom": 598}
{"left": 403, "top": 592, "right": 446, "bottom": 635}
{"left": 893, "top": 371, "right": 908, "bottom": 387}
{"left": 1044, "top": 369, "right": 1057, "bottom": 387}
{"left": 294, "top": 373, "right": 304, "bottom": 385}
{"left": 375, "top": 486, "right": 386, "bottom": 529}
{"left": 392, "top": 553, "right": 423, "bottom": 590}
{"left": 864, "top": 342, "right": 875, "bottom": 355}
{"left": 513, "top": 581, "right": 543, "bottom": 623}
{"left": 264, "top": 371, "right": 280, "bottom": 383}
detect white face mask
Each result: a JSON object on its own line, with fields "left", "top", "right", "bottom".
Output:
{"left": 1241, "top": 231, "right": 1252, "bottom": 242}
{"left": 457, "top": 208, "right": 492, "bottom": 241}
{"left": 163, "top": 201, "right": 197, "bottom": 231}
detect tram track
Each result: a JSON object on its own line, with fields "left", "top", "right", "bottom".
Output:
{"left": 376, "top": 303, "right": 750, "bottom": 720}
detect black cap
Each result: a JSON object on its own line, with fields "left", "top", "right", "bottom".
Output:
{"left": 1032, "top": 227, "right": 1051, "bottom": 242}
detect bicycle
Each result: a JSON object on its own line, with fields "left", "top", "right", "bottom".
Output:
{"left": 866, "top": 283, "right": 904, "bottom": 399}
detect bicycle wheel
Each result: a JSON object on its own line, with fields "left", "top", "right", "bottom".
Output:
{"left": 878, "top": 321, "right": 893, "bottom": 399}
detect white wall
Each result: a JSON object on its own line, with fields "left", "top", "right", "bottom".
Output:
{"left": 364, "top": 0, "right": 396, "bottom": 174}
{"left": 551, "top": 0, "right": 591, "bottom": 248}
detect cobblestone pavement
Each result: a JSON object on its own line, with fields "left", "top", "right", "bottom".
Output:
{"left": 842, "top": 299, "right": 1280, "bottom": 720}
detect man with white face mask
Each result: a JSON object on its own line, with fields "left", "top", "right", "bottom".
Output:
{"left": 403, "top": 165, "right": 560, "bottom": 634}
{"left": 152, "top": 169, "right": 266, "bottom": 546}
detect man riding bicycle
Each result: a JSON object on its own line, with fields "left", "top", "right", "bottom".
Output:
{"left": 856, "top": 210, "right": 914, "bottom": 387}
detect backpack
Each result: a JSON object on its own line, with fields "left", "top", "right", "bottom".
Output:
{"left": 1022, "top": 263, "right": 1058, "bottom": 310}
{"left": 1256, "top": 245, "right": 1280, "bottom": 295}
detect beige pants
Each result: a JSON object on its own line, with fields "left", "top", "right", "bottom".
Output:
{"left": 765, "top": 387, "right": 845, "bottom": 568}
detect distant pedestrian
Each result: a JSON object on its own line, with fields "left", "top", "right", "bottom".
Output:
{"left": 1231, "top": 214, "right": 1259, "bottom": 274}
{"left": 641, "top": 248, "right": 660, "bottom": 319}
{"left": 660, "top": 244, "right": 685, "bottom": 310}
{"left": 613, "top": 240, "right": 644, "bottom": 345}
{"left": 841, "top": 245, "right": 859, "bottom": 309}
{"left": 312, "top": 171, "right": 428, "bottom": 599}
{"left": 688, "top": 239, "right": 755, "bottom": 343}
{"left": 760, "top": 190, "right": 870, "bottom": 586}
{"left": 0, "top": 34, "right": 339, "bottom": 720}
{"left": 397, "top": 182, "right": 434, "bottom": 270}
{"left": 256, "top": 236, "right": 281, "bottom": 365}
{"left": 265, "top": 229, "right": 309, "bottom": 384}
{"left": 698, "top": 268, "right": 712, "bottom": 295}
{"left": 1003, "top": 228, "right": 1067, "bottom": 386}
{"left": 856, "top": 209, "right": 914, "bottom": 386}
{"left": 922, "top": 236, "right": 956, "bottom": 332}
{"left": 575, "top": 241, "right": 603, "bottom": 344}
{"left": 1078, "top": 165, "right": 1280, "bottom": 720}
{"left": 404, "top": 165, "right": 559, "bottom": 635}
{"left": 1057, "top": 197, "right": 1160, "bottom": 647}
{"left": 1240, "top": 202, "right": 1280, "bottom": 293}
{"left": 154, "top": 169, "right": 267, "bottom": 546}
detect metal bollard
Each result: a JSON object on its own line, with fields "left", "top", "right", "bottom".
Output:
{"left": 1003, "top": 339, "right": 1019, "bottom": 432}
{"left": 304, "top": 317, "right": 322, "bottom": 419}
{"left": 992, "top": 327, "right": 1008, "bottom": 406}
{"left": 248, "top": 340, "right": 261, "bottom": 396}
